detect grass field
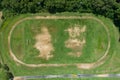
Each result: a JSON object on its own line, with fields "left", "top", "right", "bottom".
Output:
{"left": 0, "top": 12, "right": 120, "bottom": 80}
{"left": 11, "top": 17, "right": 108, "bottom": 64}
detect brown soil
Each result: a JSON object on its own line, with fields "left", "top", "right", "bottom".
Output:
{"left": 65, "top": 25, "right": 86, "bottom": 57}
{"left": 0, "top": 12, "right": 2, "bottom": 21}
{"left": 13, "top": 77, "right": 25, "bottom": 80}
{"left": 77, "top": 63, "right": 94, "bottom": 69}
{"left": 34, "top": 27, "right": 54, "bottom": 60}
{"left": 65, "top": 39, "right": 86, "bottom": 49}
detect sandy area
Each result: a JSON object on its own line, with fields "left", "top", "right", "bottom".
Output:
{"left": 34, "top": 27, "right": 54, "bottom": 60}
{"left": 65, "top": 25, "right": 86, "bottom": 57}
{"left": 13, "top": 77, "right": 25, "bottom": 80}
{"left": 0, "top": 12, "right": 2, "bottom": 21}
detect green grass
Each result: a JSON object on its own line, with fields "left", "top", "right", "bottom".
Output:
{"left": 0, "top": 13, "right": 120, "bottom": 79}
{"left": 0, "top": 69, "right": 8, "bottom": 80}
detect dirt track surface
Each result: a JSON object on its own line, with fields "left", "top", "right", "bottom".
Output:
{"left": 0, "top": 12, "right": 2, "bottom": 19}
{"left": 8, "top": 16, "right": 111, "bottom": 69}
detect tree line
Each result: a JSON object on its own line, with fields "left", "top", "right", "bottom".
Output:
{"left": 0, "top": 0, "right": 120, "bottom": 29}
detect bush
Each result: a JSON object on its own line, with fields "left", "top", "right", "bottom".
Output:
{"left": 3, "top": 64, "right": 9, "bottom": 71}
{"left": 6, "top": 72, "right": 14, "bottom": 79}
{"left": 2, "top": 9, "right": 17, "bottom": 19}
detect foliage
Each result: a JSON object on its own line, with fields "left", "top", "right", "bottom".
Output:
{"left": 6, "top": 71, "right": 14, "bottom": 79}
{"left": 3, "top": 64, "right": 9, "bottom": 71}
{"left": 0, "top": 0, "right": 120, "bottom": 29}
{"left": 44, "top": 0, "right": 66, "bottom": 13}
{"left": 0, "top": 64, "right": 13, "bottom": 80}
{"left": 114, "top": 4, "right": 120, "bottom": 29}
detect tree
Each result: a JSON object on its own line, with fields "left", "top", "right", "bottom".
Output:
{"left": 0, "top": 0, "right": 3, "bottom": 10}
{"left": 0, "top": 0, "right": 120, "bottom": 30}
{"left": 44, "top": 0, "right": 66, "bottom": 13}
{"left": 6, "top": 72, "right": 14, "bottom": 79}
{"left": 114, "top": 8, "right": 120, "bottom": 27}
{"left": 116, "top": 0, "right": 120, "bottom": 3}
{"left": 3, "top": 64, "right": 9, "bottom": 71}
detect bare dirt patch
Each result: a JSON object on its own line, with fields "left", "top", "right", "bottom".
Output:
{"left": 77, "top": 63, "right": 94, "bottom": 69}
{"left": 0, "top": 12, "right": 2, "bottom": 22}
{"left": 65, "top": 25, "right": 86, "bottom": 57}
{"left": 13, "top": 77, "right": 25, "bottom": 80}
{"left": 34, "top": 27, "right": 54, "bottom": 60}
{"left": 65, "top": 39, "right": 86, "bottom": 49}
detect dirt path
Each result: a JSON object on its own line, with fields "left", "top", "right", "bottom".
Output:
{"left": 13, "top": 73, "right": 120, "bottom": 80}
{"left": 0, "top": 12, "right": 2, "bottom": 20}
{"left": 8, "top": 16, "right": 111, "bottom": 69}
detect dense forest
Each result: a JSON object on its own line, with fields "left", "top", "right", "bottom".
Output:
{"left": 0, "top": 0, "right": 120, "bottom": 29}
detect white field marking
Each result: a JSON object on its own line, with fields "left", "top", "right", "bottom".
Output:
{"left": 8, "top": 16, "right": 110, "bottom": 69}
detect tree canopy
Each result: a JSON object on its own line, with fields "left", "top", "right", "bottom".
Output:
{"left": 0, "top": 0, "right": 120, "bottom": 29}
